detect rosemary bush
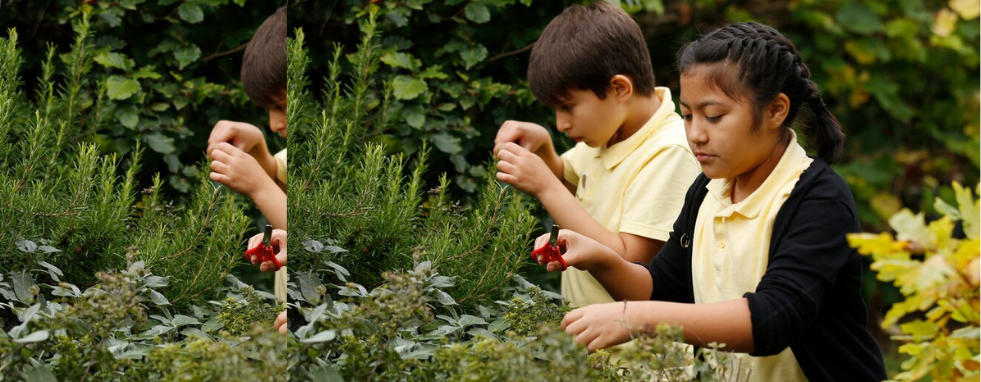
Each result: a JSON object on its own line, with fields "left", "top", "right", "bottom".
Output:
{"left": 289, "top": 13, "right": 537, "bottom": 307}
{"left": 0, "top": 14, "right": 250, "bottom": 306}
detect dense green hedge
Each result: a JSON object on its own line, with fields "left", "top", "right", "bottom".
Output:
{"left": 0, "top": 0, "right": 285, "bottom": 195}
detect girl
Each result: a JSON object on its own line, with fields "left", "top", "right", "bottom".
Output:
{"left": 537, "top": 22, "right": 886, "bottom": 382}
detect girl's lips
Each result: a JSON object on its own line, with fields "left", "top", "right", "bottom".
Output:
{"left": 695, "top": 153, "right": 714, "bottom": 162}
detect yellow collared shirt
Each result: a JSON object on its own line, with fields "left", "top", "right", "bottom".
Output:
{"left": 692, "top": 131, "right": 813, "bottom": 382}
{"left": 560, "top": 87, "right": 700, "bottom": 308}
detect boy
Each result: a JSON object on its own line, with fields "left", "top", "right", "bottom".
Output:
{"left": 206, "top": 6, "right": 288, "bottom": 306}
{"left": 494, "top": 2, "right": 699, "bottom": 311}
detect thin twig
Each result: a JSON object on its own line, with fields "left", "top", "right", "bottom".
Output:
{"left": 487, "top": 43, "right": 533, "bottom": 62}
{"left": 200, "top": 43, "right": 248, "bottom": 62}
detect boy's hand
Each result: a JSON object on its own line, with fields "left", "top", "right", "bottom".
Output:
{"left": 561, "top": 302, "right": 634, "bottom": 352}
{"left": 274, "top": 311, "right": 287, "bottom": 336}
{"left": 533, "top": 229, "right": 617, "bottom": 272}
{"left": 496, "top": 142, "right": 561, "bottom": 198}
{"left": 207, "top": 120, "right": 267, "bottom": 156}
{"left": 247, "top": 228, "right": 287, "bottom": 272}
{"left": 493, "top": 120, "right": 552, "bottom": 156}
{"left": 209, "top": 142, "right": 275, "bottom": 198}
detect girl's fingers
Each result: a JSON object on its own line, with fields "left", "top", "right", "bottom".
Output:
{"left": 561, "top": 309, "right": 583, "bottom": 330}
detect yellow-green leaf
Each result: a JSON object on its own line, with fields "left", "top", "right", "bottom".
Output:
{"left": 889, "top": 209, "right": 932, "bottom": 250}
{"left": 901, "top": 320, "right": 939, "bottom": 338}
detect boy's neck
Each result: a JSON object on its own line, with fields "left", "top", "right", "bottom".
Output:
{"left": 607, "top": 93, "right": 662, "bottom": 147}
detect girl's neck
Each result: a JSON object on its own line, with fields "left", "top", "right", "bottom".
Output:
{"left": 730, "top": 130, "right": 791, "bottom": 204}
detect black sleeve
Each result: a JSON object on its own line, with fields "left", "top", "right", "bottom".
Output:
{"left": 644, "top": 176, "right": 706, "bottom": 304}
{"left": 745, "top": 185, "right": 858, "bottom": 356}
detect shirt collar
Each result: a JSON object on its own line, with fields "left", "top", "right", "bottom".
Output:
{"left": 706, "top": 130, "right": 809, "bottom": 219}
{"left": 596, "top": 87, "right": 680, "bottom": 170}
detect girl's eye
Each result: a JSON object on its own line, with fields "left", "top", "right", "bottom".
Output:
{"left": 681, "top": 114, "right": 692, "bottom": 122}
{"left": 706, "top": 115, "right": 722, "bottom": 123}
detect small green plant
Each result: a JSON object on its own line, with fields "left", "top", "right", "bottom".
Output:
{"left": 849, "top": 182, "right": 980, "bottom": 381}
{"left": 217, "top": 286, "right": 284, "bottom": 337}
{"left": 0, "top": 260, "right": 285, "bottom": 381}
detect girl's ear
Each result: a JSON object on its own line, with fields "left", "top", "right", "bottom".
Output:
{"left": 766, "top": 93, "right": 791, "bottom": 130}
{"left": 609, "top": 74, "right": 633, "bottom": 102}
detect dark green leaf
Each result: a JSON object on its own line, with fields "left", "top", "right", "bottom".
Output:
{"left": 431, "top": 133, "right": 462, "bottom": 154}
{"left": 106, "top": 76, "right": 141, "bottom": 100}
{"left": 392, "top": 76, "right": 428, "bottom": 100}
{"left": 173, "top": 44, "right": 202, "bottom": 69}
{"left": 460, "top": 44, "right": 488, "bottom": 70}
{"left": 115, "top": 105, "right": 140, "bottom": 129}
{"left": 94, "top": 52, "right": 129, "bottom": 70}
{"left": 145, "top": 133, "right": 176, "bottom": 154}
{"left": 464, "top": 3, "right": 491, "bottom": 23}
{"left": 402, "top": 105, "right": 426, "bottom": 129}
{"left": 381, "top": 51, "right": 417, "bottom": 70}
{"left": 178, "top": 3, "right": 205, "bottom": 23}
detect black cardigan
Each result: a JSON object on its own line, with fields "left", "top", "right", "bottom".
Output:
{"left": 644, "top": 159, "right": 887, "bottom": 382}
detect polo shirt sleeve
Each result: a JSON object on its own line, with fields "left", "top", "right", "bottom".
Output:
{"left": 745, "top": 181, "right": 858, "bottom": 356}
{"left": 560, "top": 145, "right": 582, "bottom": 186}
{"left": 620, "top": 144, "right": 701, "bottom": 242}
{"left": 274, "top": 149, "right": 287, "bottom": 184}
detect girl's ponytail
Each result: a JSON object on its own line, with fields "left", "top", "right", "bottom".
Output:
{"left": 801, "top": 67, "right": 844, "bottom": 164}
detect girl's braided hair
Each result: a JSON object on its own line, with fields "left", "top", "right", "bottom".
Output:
{"left": 678, "top": 22, "right": 844, "bottom": 164}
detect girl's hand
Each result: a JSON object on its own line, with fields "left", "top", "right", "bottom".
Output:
{"left": 495, "top": 142, "right": 561, "bottom": 198}
{"left": 561, "top": 302, "right": 635, "bottom": 352}
{"left": 533, "top": 229, "right": 618, "bottom": 272}
{"left": 247, "top": 229, "right": 287, "bottom": 272}
{"left": 274, "top": 311, "right": 287, "bottom": 336}
{"left": 493, "top": 120, "right": 552, "bottom": 156}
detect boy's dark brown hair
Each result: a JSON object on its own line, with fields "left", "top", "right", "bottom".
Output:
{"left": 528, "top": 1, "right": 655, "bottom": 108}
{"left": 241, "top": 6, "right": 286, "bottom": 108}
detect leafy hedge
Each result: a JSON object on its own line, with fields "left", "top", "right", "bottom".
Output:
{"left": 0, "top": 0, "right": 284, "bottom": 195}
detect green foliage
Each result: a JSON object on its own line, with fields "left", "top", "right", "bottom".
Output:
{"left": 1, "top": 0, "right": 283, "bottom": 194}
{"left": 849, "top": 182, "right": 980, "bottom": 381}
{"left": 217, "top": 286, "right": 284, "bottom": 336}
{"left": 0, "top": 13, "right": 251, "bottom": 306}
{"left": 288, "top": 259, "right": 747, "bottom": 381}
{"left": 294, "top": 0, "right": 565, "bottom": 193}
{"left": 289, "top": 16, "right": 537, "bottom": 306}
{"left": 0, "top": 261, "right": 285, "bottom": 381}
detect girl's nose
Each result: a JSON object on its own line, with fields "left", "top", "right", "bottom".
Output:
{"left": 687, "top": 120, "right": 707, "bottom": 145}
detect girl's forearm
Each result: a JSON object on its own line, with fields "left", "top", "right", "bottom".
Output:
{"left": 250, "top": 182, "right": 287, "bottom": 229}
{"left": 628, "top": 298, "right": 755, "bottom": 352}
{"left": 590, "top": 258, "right": 653, "bottom": 301}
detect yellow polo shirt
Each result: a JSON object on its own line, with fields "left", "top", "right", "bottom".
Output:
{"left": 692, "top": 131, "right": 812, "bottom": 382}
{"left": 274, "top": 149, "right": 287, "bottom": 184}
{"left": 560, "top": 87, "right": 700, "bottom": 308}
{"left": 274, "top": 148, "right": 287, "bottom": 303}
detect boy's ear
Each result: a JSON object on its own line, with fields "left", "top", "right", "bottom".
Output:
{"left": 609, "top": 74, "right": 633, "bottom": 102}
{"left": 766, "top": 93, "right": 791, "bottom": 130}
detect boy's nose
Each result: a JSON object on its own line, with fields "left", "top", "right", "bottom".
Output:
{"left": 555, "top": 114, "right": 572, "bottom": 132}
